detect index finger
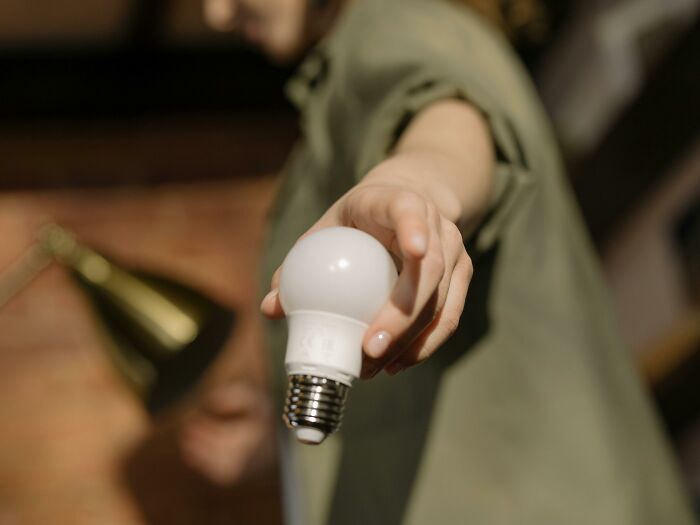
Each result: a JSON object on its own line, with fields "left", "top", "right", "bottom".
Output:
{"left": 388, "top": 192, "right": 430, "bottom": 259}
{"left": 350, "top": 189, "right": 429, "bottom": 259}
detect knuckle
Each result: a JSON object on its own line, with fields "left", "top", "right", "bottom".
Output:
{"left": 399, "top": 189, "right": 420, "bottom": 204}
{"left": 423, "top": 198, "right": 437, "bottom": 214}
{"left": 394, "top": 190, "right": 423, "bottom": 213}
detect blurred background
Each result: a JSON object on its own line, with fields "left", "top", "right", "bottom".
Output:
{"left": 0, "top": 0, "right": 699, "bottom": 523}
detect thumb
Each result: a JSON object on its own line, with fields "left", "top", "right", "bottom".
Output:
{"left": 260, "top": 288, "right": 284, "bottom": 319}
{"left": 261, "top": 266, "right": 284, "bottom": 318}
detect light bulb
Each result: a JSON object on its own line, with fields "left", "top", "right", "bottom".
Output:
{"left": 279, "top": 227, "right": 398, "bottom": 445}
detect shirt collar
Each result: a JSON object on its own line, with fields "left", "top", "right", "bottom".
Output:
{"left": 285, "top": 45, "right": 331, "bottom": 111}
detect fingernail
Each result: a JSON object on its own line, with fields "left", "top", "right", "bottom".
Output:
{"left": 411, "top": 234, "right": 427, "bottom": 255}
{"left": 260, "top": 289, "right": 278, "bottom": 312}
{"left": 366, "top": 331, "right": 391, "bottom": 358}
{"left": 386, "top": 362, "right": 405, "bottom": 376}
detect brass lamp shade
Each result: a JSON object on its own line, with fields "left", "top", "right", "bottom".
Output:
{"left": 41, "top": 225, "right": 234, "bottom": 413}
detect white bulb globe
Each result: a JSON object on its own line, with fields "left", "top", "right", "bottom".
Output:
{"left": 279, "top": 226, "right": 398, "bottom": 444}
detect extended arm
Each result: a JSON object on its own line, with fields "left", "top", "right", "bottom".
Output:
{"left": 262, "top": 99, "right": 495, "bottom": 376}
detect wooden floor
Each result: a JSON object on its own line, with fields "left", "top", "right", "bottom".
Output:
{"left": 0, "top": 175, "right": 283, "bottom": 524}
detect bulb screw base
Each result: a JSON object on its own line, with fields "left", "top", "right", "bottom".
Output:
{"left": 283, "top": 374, "right": 350, "bottom": 444}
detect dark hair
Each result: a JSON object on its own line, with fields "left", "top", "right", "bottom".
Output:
{"left": 451, "top": 0, "right": 550, "bottom": 44}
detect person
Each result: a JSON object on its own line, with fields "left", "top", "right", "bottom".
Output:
{"left": 181, "top": 0, "right": 696, "bottom": 523}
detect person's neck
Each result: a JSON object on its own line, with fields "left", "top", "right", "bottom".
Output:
{"left": 306, "top": 0, "right": 352, "bottom": 48}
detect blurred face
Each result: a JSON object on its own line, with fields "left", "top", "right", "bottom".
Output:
{"left": 204, "top": 0, "right": 319, "bottom": 62}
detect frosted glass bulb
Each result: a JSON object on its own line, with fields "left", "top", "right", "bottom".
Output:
{"left": 279, "top": 226, "right": 398, "bottom": 445}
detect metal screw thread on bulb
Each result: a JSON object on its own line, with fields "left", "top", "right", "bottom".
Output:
{"left": 283, "top": 374, "right": 350, "bottom": 441}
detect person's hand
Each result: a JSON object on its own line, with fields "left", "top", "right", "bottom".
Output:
{"left": 179, "top": 381, "right": 276, "bottom": 486}
{"left": 260, "top": 161, "right": 473, "bottom": 378}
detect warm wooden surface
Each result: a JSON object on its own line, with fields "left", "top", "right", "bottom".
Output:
{"left": 0, "top": 117, "right": 297, "bottom": 189}
{"left": 0, "top": 175, "right": 282, "bottom": 524}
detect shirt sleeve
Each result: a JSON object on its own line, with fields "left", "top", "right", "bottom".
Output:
{"left": 334, "top": 0, "right": 539, "bottom": 253}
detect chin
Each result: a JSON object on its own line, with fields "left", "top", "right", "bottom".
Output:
{"left": 265, "top": 48, "right": 302, "bottom": 65}
{"left": 259, "top": 34, "right": 309, "bottom": 65}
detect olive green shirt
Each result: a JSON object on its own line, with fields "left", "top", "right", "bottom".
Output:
{"left": 262, "top": 0, "right": 695, "bottom": 523}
